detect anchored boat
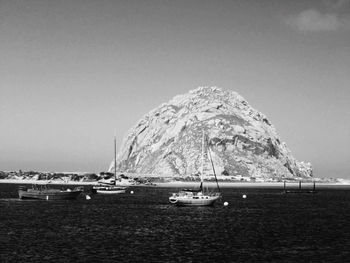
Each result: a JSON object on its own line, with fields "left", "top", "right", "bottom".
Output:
{"left": 18, "top": 185, "right": 83, "bottom": 200}
{"left": 169, "top": 187, "right": 221, "bottom": 206}
{"left": 169, "top": 132, "right": 221, "bottom": 206}
{"left": 92, "top": 184, "right": 127, "bottom": 194}
{"left": 92, "top": 136, "right": 128, "bottom": 195}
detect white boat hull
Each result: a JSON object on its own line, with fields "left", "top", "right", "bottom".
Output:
{"left": 93, "top": 185, "right": 127, "bottom": 195}
{"left": 169, "top": 194, "right": 220, "bottom": 206}
{"left": 96, "top": 189, "right": 126, "bottom": 194}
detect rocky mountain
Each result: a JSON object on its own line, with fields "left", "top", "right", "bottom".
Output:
{"left": 111, "top": 87, "right": 312, "bottom": 181}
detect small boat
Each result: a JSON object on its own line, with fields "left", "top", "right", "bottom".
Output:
{"left": 169, "top": 132, "right": 221, "bottom": 206}
{"left": 18, "top": 185, "right": 83, "bottom": 200}
{"left": 169, "top": 187, "right": 221, "bottom": 206}
{"left": 92, "top": 136, "right": 128, "bottom": 195}
{"left": 92, "top": 184, "right": 127, "bottom": 194}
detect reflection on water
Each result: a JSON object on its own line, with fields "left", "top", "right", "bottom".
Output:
{"left": 0, "top": 185, "right": 349, "bottom": 262}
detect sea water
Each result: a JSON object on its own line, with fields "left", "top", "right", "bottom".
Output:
{"left": 0, "top": 184, "right": 349, "bottom": 262}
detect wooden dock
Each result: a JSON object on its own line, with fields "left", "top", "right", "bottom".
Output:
{"left": 283, "top": 181, "right": 317, "bottom": 194}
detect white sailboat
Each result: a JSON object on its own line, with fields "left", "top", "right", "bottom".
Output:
{"left": 169, "top": 132, "right": 221, "bottom": 206}
{"left": 93, "top": 136, "right": 127, "bottom": 194}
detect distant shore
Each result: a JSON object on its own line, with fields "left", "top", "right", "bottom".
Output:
{"left": 1, "top": 179, "right": 349, "bottom": 188}
{"left": 0, "top": 179, "right": 97, "bottom": 185}
{"left": 155, "top": 181, "right": 350, "bottom": 188}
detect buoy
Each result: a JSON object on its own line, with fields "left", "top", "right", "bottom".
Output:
{"left": 224, "top": 201, "right": 229, "bottom": 206}
{"left": 85, "top": 195, "right": 91, "bottom": 200}
{"left": 242, "top": 194, "right": 247, "bottom": 199}
{"left": 130, "top": 191, "right": 134, "bottom": 194}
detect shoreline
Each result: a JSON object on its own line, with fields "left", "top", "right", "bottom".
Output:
{"left": 0, "top": 179, "right": 98, "bottom": 185}
{"left": 154, "top": 181, "right": 350, "bottom": 188}
{"left": 1, "top": 179, "right": 349, "bottom": 188}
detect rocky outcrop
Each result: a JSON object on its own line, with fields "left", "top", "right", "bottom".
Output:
{"left": 111, "top": 87, "right": 312, "bottom": 181}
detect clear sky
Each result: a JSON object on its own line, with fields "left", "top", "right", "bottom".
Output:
{"left": 1, "top": 0, "right": 349, "bottom": 178}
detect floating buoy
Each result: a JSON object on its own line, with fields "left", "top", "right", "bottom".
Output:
{"left": 242, "top": 194, "right": 247, "bottom": 199}
{"left": 224, "top": 201, "right": 229, "bottom": 206}
{"left": 85, "top": 195, "right": 91, "bottom": 200}
{"left": 130, "top": 191, "right": 134, "bottom": 194}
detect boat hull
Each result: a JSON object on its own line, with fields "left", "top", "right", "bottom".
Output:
{"left": 18, "top": 189, "right": 83, "bottom": 200}
{"left": 92, "top": 185, "right": 127, "bottom": 195}
{"left": 169, "top": 195, "right": 220, "bottom": 206}
{"left": 95, "top": 189, "right": 126, "bottom": 194}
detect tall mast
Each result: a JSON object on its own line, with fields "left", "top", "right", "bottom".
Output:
{"left": 200, "top": 131, "right": 205, "bottom": 191}
{"left": 207, "top": 136, "right": 221, "bottom": 193}
{"left": 114, "top": 135, "right": 117, "bottom": 184}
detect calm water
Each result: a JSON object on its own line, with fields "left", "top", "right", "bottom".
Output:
{"left": 0, "top": 184, "right": 349, "bottom": 262}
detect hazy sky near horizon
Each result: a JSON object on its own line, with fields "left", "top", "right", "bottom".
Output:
{"left": 1, "top": 0, "right": 349, "bottom": 178}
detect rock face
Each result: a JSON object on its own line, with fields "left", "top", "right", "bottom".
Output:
{"left": 111, "top": 87, "right": 312, "bottom": 181}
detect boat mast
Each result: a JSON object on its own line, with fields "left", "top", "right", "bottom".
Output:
{"left": 207, "top": 136, "right": 221, "bottom": 193}
{"left": 114, "top": 135, "right": 117, "bottom": 185}
{"left": 200, "top": 130, "right": 205, "bottom": 192}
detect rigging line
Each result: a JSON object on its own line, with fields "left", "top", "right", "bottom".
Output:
{"left": 206, "top": 136, "right": 221, "bottom": 193}
{"left": 114, "top": 135, "right": 118, "bottom": 184}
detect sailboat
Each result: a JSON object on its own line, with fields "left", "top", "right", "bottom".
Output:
{"left": 169, "top": 132, "right": 221, "bottom": 206}
{"left": 92, "top": 136, "right": 127, "bottom": 194}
